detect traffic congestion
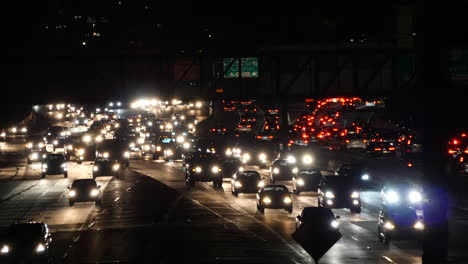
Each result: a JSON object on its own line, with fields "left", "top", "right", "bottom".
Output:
{"left": 0, "top": 96, "right": 466, "bottom": 263}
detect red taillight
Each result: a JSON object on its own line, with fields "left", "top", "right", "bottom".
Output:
{"left": 345, "top": 140, "right": 350, "bottom": 143}
{"left": 462, "top": 133, "right": 467, "bottom": 137}
{"left": 363, "top": 140, "right": 367, "bottom": 143}
{"left": 304, "top": 140, "right": 308, "bottom": 143}
{"left": 238, "top": 125, "right": 243, "bottom": 128}
{"left": 389, "top": 147, "right": 396, "bottom": 151}
{"left": 453, "top": 139, "right": 460, "bottom": 145}
{"left": 448, "top": 149, "right": 456, "bottom": 154}
{"left": 222, "top": 128, "right": 226, "bottom": 131}
{"left": 465, "top": 149, "right": 468, "bottom": 153}
{"left": 268, "top": 136, "right": 274, "bottom": 139}
{"left": 408, "top": 163, "right": 413, "bottom": 167}
{"left": 317, "top": 134, "right": 324, "bottom": 138}
{"left": 211, "top": 128, "right": 216, "bottom": 131}
{"left": 374, "top": 148, "right": 382, "bottom": 151}
{"left": 460, "top": 157, "right": 465, "bottom": 162}
{"left": 340, "top": 132, "right": 345, "bottom": 136}
{"left": 247, "top": 125, "right": 252, "bottom": 128}
{"left": 302, "top": 134, "right": 309, "bottom": 139}
{"left": 257, "top": 136, "right": 262, "bottom": 139}
{"left": 326, "top": 132, "right": 331, "bottom": 136}
{"left": 333, "top": 128, "right": 338, "bottom": 131}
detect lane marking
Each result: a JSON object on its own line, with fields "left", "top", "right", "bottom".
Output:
{"left": 114, "top": 197, "right": 120, "bottom": 202}
{"left": 382, "top": 255, "right": 394, "bottom": 263}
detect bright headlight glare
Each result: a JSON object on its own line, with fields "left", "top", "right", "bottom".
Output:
{"left": 183, "top": 142, "right": 190, "bottom": 149}
{"left": 38, "top": 143, "right": 44, "bottom": 148}
{"left": 90, "top": 189, "right": 99, "bottom": 197}
{"left": 103, "top": 152, "right": 109, "bottom": 158}
{"left": 144, "top": 145, "right": 151, "bottom": 151}
{"left": 176, "top": 136, "right": 185, "bottom": 143}
{"left": 325, "top": 191, "right": 335, "bottom": 198}
{"left": 259, "top": 153, "right": 267, "bottom": 162}
{"left": 302, "top": 155, "right": 313, "bottom": 164}
{"left": 258, "top": 181, "right": 265, "bottom": 188}
{"left": 137, "top": 138, "right": 145, "bottom": 144}
{"left": 351, "top": 191, "right": 360, "bottom": 198}
{"left": 61, "top": 163, "right": 67, "bottom": 168}
{"left": 69, "top": 190, "right": 76, "bottom": 197}
{"left": 385, "top": 190, "right": 399, "bottom": 203}
{"left": 166, "top": 149, "right": 173, "bottom": 156}
{"left": 225, "top": 149, "right": 233, "bottom": 156}
{"left": 123, "top": 151, "right": 130, "bottom": 158}
{"left": 331, "top": 220, "right": 339, "bottom": 228}
{"left": 235, "top": 181, "right": 242, "bottom": 187}
{"left": 113, "top": 164, "right": 120, "bottom": 171}
{"left": 27, "top": 143, "right": 33, "bottom": 148}
{"left": 195, "top": 167, "right": 202, "bottom": 173}
{"left": 384, "top": 221, "right": 395, "bottom": 230}
{"left": 361, "top": 174, "right": 370, "bottom": 180}
{"left": 1, "top": 245, "right": 10, "bottom": 254}
{"left": 242, "top": 153, "right": 251, "bottom": 161}
{"left": 408, "top": 190, "right": 422, "bottom": 203}
{"left": 31, "top": 153, "right": 39, "bottom": 160}
{"left": 36, "top": 243, "right": 45, "bottom": 253}
{"left": 156, "top": 146, "right": 161, "bottom": 151}
{"left": 273, "top": 168, "right": 279, "bottom": 174}
{"left": 212, "top": 166, "right": 220, "bottom": 173}
{"left": 93, "top": 166, "right": 99, "bottom": 172}
{"left": 283, "top": 197, "right": 292, "bottom": 204}
{"left": 83, "top": 135, "right": 92, "bottom": 143}
{"left": 287, "top": 155, "right": 296, "bottom": 164}
{"left": 77, "top": 149, "right": 85, "bottom": 155}
{"left": 263, "top": 197, "right": 272, "bottom": 204}
{"left": 292, "top": 167, "right": 298, "bottom": 174}
{"left": 414, "top": 221, "right": 424, "bottom": 230}
{"left": 297, "top": 178, "right": 305, "bottom": 186}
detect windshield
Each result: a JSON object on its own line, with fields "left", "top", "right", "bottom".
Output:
{"left": 8, "top": 224, "right": 43, "bottom": 238}
{"left": 72, "top": 180, "right": 97, "bottom": 188}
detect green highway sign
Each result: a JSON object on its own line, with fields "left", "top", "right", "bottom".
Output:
{"left": 223, "top": 57, "right": 259, "bottom": 78}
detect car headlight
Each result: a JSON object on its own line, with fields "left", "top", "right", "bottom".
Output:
{"left": 225, "top": 149, "right": 233, "bottom": 156}
{"left": 183, "top": 142, "right": 190, "bottom": 149}
{"left": 262, "top": 197, "right": 272, "bottom": 204}
{"left": 69, "top": 190, "right": 76, "bottom": 197}
{"left": 1, "top": 132, "right": 6, "bottom": 137}
{"left": 385, "top": 190, "right": 399, "bottom": 203}
{"left": 95, "top": 136, "right": 103, "bottom": 142}
{"left": 235, "top": 181, "right": 242, "bottom": 187}
{"left": 273, "top": 168, "right": 279, "bottom": 174}
{"left": 331, "top": 220, "right": 340, "bottom": 228}
{"left": 156, "top": 146, "right": 162, "bottom": 151}
{"left": 42, "top": 164, "right": 48, "bottom": 168}
{"left": 123, "top": 151, "right": 130, "bottom": 158}
{"left": 113, "top": 164, "right": 120, "bottom": 171}
{"left": 297, "top": 178, "right": 305, "bottom": 186}
{"left": 408, "top": 190, "right": 422, "bottom": 203}
{"left": 287, "top": 155, "right": 296, "bottom": 164}
{"left": 176, "top": 136, "right": 185, "bottom": 143}
{"left": 238, "top": 166, "right": 244, "bottom": 172}
{"left": 67, "top": 144, "right": 74, "bottom": 150}
{"left": 38, "top": 143, "right": 45, "bottom": 148}
{"left": 302, "top": 155, "right": 313, "bottom": 164}
{"left": 103, "top": 152, "right": 110, "bottom": 158}
{"left": 212, "top": 166, "right": 220, "bottom": 173}
{"left": 83, "top": 135, "right": 92, "bottom": 143}
{"left": 195, "top": 167, "right": 202, "bottom": 173}
{"left": 129, "top": 143, "right": 136, "bottom": 148}
{"left": 137, "top": 138, "right": 145, "bottom": 144}
{"left": 90, "top": 189, "right": 99, "bottom": 197}
{"left": 351, "top": 191, "right": 360, "bottom": 198}
{"left": 257, "top": 181, "right": 265, "bottom": 188}
{"left": 292, "top": 167, "right": 298, "bottom": 174}
{"left": 93, "top": 166, "right": 99, "bottom": 172}
{"left": 30, "top": 152, "right": 39, "bottom": 160}
{"left": 259, "top": 153, "right": 267, "bottom": 162}
{"left": 361, "top": 174, "right": 370, "bottom": 180}
{"left": 21, "top": 127, "right": 28, "bottom": 133}
{"left": 325, "top": 191, "right": 335, "bottom": 198}
{"left": 414, "top": 220, "right": 424, "bottom": 230}
{"left": 1, "top": 245, "right": 10, "bottom": 254}
{"left": 166, "top": 149, "right": 173, "bottom": 156}
{"left": 283, "top": 197, "right": 292, "bottom": 204}
{"left": 384, "top": 221, "right": 395, "bottom": 230}
{"left": 53, "top": 140, "right": 58, "bottom": 145}
{"left": 77, "top": 149, "right": 85, "bottom": 155}
{"left": 188, "top": 123, "right": 194, "bottom": 129}
{"left": 144, "top": 145, "right": 151, "bottom": 151}
{"left": 27, "top": 142, "right": 33, "bottom": 148}
{"left": 242, "top": 153, "right": 251, "bottom": 162}
{"left": 61, "top": 163, "right": 67, "bottom": 170}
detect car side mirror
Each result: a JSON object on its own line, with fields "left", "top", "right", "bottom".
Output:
{"left": 297, "top": 215, "right": 302, "bottom": 221}
{"left": 336, "top": 215, "right": 341, "bottom": 219}
{"left": 97, "top": 185, "right": 101, "bottom": 188}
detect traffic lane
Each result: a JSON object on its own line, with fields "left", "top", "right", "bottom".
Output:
{"left": 0, "top": 161, "right": 112, "bottom": 229}
{"left": 132, "top": 160, "right": 423, "bottom": 263}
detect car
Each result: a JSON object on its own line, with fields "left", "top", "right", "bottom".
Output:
{"left": 184, "top": 153, "right": 223, "bottom": 187}
{"left": 237, "top": 121, "right": 254, "bottom": 132}
{"left": 256, "top": 184, "right": 293, "bottom": 214}
{"left": 24, "top": 135, "right": 46, "bottom": 154}
{"left": 0, "top": 222, "right": 53, "bottom": 262}
{"left": 95, "top": 139, "right": 130, "bottom": 167}
{"left": 366, "top": 141, "right": 396, "bottom": 157}
{"left": 231, "top": 170, "right": 265, "bottom": 196}
{"left": 68, "top": 179, "right": 102, "bottom": 206}
{"left": 295, "top": 207, "right": 340, "bottom": 231}
{"left": 92, "top": 158, "right": 123, "bottom": 178}
{"left": 334, "top": 163, "right": 371, "bottom": 188}
{"left": 318, "top": 176, "right": 361, "bottom": 213}
{"left": 220, "top": 157, "right": 241, "bottom": 178}
{"left": 64, "top": 135, "right": 95, "bottom": 164}
{"left": 41, "top": 153, "right": 68, "bottom": 178}
{"left": 269, "top": 159, "right": 298, "bottom": 183}
{"left": 344, "top": 134, "right": 368, "bottom": 150}
{"left": 27, "top": 149, "right": 48, "bottom": 164}
{"left": 43, "top": 126, "right": 70, "bottom": 150}
{"left": 292, "top": 168, "right": 323, "bottom": 194}
{"left": 377, "top": 205, "right": 424, "bottom": 245}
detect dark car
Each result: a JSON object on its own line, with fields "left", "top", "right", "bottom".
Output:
{"left": 92, "top": 158, "right": 123, "bottom": 178}
{"left": 68, "top": 179, "right": 102, "bottom": 206}
{"left": 27, "top": 149, "right": 48, "bottom": 164}
{"left": 366, "top": 141, "right": 396, "bottom": 157}
{"left": 256, "top": 184, "right": 293, "bottom": 214}
{"left": 295, "top": 207, "right": 340, "bottom": 231}
{"left": 292, "top": 169, "right": 323, "bottom": 194}
{"left": 269, "top": 159, "right": 298, "bottom": 183}
{"left": 334, "top": 163, "right": 371, "bottom": 187}
{"left": 163, "top": 140, "right": 184, "bottom": 161}
{"left": 231, "top": 170, "right": 265, "bottom": 196}
{"left": 64, "top": 135, "right": 96, "bottom": 164}
{"left": 184, "top": 154, "right": 223, "bottom": 187}
{"left": 43, "top": 126, "right": 70, "bottom": 150}
{"left": 41, "top": 153, "right": 68, "bottom": 178}
{"left": 221, "top": 157, "right": 241, "bottom": 178}
{"left": 95, "top": 139, "right": 130, "bottom": 167}
{"left": 0, "top": 222, "right": 53, "bottom": 262}
{"left": 318, "top": 176, "right": 361, "bottom": 213}
{"left": 377, "top": 205, "right": 424, "bottom": 245}
{"left": 24, "top": 135, "right": 46, "bottom": 154}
